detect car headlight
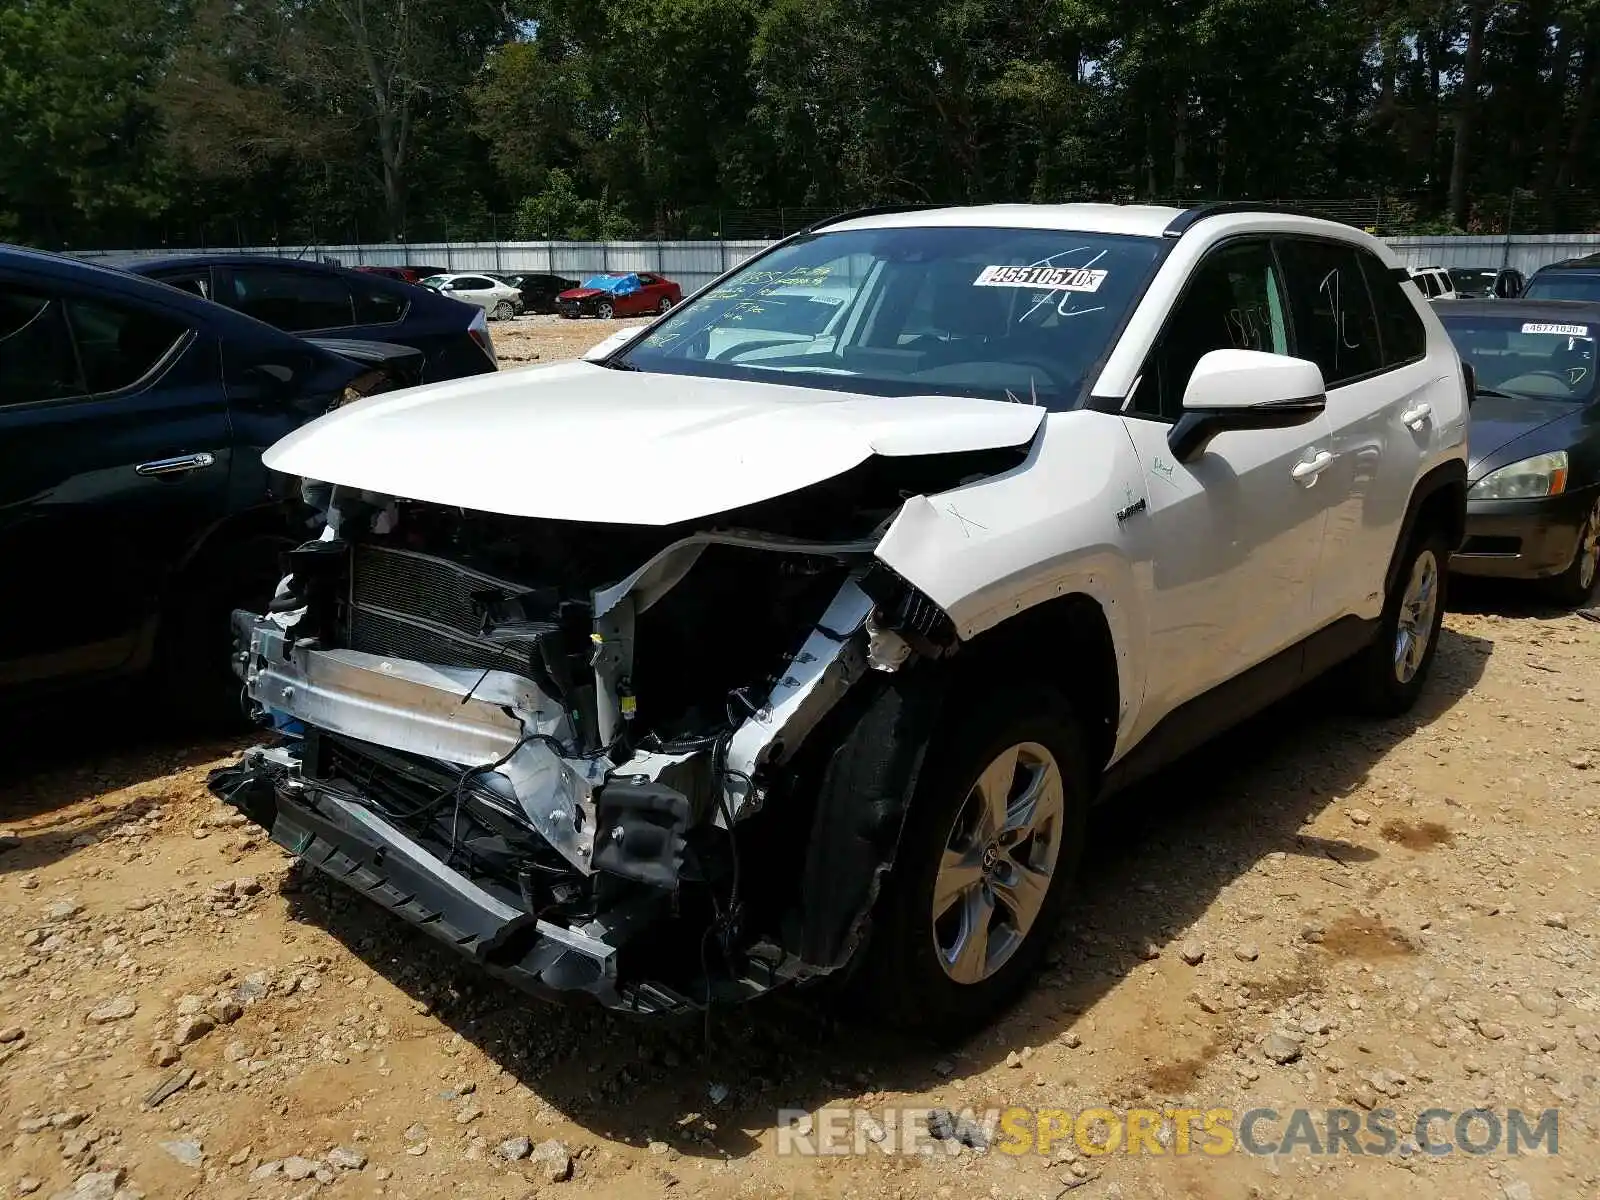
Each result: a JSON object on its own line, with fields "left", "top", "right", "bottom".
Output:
{"left": 1469, "top": 450, "right": 1569, "bottom": 499}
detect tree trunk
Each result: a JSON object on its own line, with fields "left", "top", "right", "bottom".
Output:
{"left": 1557, "top": 34, "right": 1600, "bottom": 193}
{"left": 1537, "top": 25, "right": 1575, "bottom": 227}
{"left": 1448, "top": 0, "right": 1489, "bottom": 228}
{"left": 1172, "top": 95, "right": 1188, "bottom": 194}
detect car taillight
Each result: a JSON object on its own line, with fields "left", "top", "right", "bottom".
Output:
{"left": 469, "top": 307, "right": 497, "bottom": 367}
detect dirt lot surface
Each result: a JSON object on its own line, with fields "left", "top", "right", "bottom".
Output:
{"left": 4, "top": 321, "right": 1600, "bottom": 1200}
{"left": 489, "top": 314, "right": 653, "bottom": 369}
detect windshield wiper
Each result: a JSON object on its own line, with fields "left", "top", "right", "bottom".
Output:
{"left": 600, "top": 357, "right": 639, "bottom": 372}
{"left": 1472, "top": 386, "right": 1519, "bottom": 399}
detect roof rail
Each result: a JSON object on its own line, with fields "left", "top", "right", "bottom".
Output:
{"left": 1162, "top": 202, "right": 1315, "bottom": 238}
{"left": 797, "top": 203, "right": 940, "bottom": 235}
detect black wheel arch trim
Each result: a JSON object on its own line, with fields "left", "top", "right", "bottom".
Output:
{"left": 1386, "top": 460, "right": 1469, "bottom": 597}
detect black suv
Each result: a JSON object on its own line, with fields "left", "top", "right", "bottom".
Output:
{"left": 115, "top": 254, "right": 498, "bottom": 382}
{"left": 1525, "top": 254, "right": 1600, "bottom": 303}
{"left": 0, "top": 246, "right": 415, "bottom": 717}
{"left": 1449, "top": 266, "right": 1526, "bottom": 299}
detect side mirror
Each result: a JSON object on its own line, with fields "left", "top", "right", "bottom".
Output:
{"left": 1168, "top": 349, "right": 1326, "bottom": 463}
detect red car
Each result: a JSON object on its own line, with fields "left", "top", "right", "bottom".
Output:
{"left": 354, "top": 265, "right": 448, "bottom": 285}
{"left": 555, "top": 272, "right": 682, "bottom": 319}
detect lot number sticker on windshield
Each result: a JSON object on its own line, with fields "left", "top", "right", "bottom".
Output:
{"left": 975, "top": 265, "right": 1108, "bottom": 292}
{"left": 1522, "top": 322, "right": 1590, "bottom": 337}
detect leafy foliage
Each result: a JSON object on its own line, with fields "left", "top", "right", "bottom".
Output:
{"left": 6, "top": 0, "right": 1600, "bottom": 246}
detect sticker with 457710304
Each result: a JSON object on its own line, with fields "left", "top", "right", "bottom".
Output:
{"left": 974, "top": 265, "right": 1108, "bottom": 292}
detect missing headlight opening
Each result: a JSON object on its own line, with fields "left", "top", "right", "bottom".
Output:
{"left": 212, "top": 448, "right": 1017, "bottom": 1016}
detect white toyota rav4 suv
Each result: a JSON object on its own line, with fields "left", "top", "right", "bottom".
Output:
{"left": 215, "top": 203, "right": 1469, "bottom": 1039}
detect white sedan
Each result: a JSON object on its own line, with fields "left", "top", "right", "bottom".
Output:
{"left": 420, "top": 273, "right": 522, "bottom": 320}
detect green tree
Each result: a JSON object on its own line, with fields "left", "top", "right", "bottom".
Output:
{"left": 513, "top": 168, "right": 632, "bottom": 239}
{"left": 0, "top": 0, "right": 179, "bottom": 247}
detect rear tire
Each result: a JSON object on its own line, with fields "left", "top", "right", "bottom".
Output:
{"left": 1542, "top": 496, "right": 1600, "bottom": 608}
{"left": 1348, "top": 529, "right": 1449, "bottom": 716}
{"left": 492, "top": 300, "right": 514, "bottom": 321}
{"left": 853, "top": 685, "right": 1089, "bottom": 1041}
{"left": 658, "top": 296, "right": 674, "bottom": 314}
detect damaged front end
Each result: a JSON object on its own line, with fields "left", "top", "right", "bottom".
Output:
{"left": 212, "top": 456, "right": 990, "bottom": 1014}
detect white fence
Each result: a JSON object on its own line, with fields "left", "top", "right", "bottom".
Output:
{"left": 78, "top": 240, "right": 772, "bottom": 299}
{"left": 1383, "top": 234, "right": 1600, "bottom": 276}
{"left": 79, "top": 233, "right": 1600, "bottom": 289}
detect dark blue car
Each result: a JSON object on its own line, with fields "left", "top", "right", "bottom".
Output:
{"left": 116, "top": 254, "right": 498, "bottom": 382}
{"left": 0, "top": 245, "right": 421, "bottom": 718}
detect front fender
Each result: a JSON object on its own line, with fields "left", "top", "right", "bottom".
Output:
{"left": 873, "top": 411, "right": 1147, "bottom": 747}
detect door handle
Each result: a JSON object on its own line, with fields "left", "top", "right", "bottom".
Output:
{"left": 1291, "top": 450, "right": 1335, "bottom": 485}
{"left": 135, "top": 452, "right": 216, "bottom": 478}
{"left": 1401, "top": 402, "right": 1432, "bottom": 431}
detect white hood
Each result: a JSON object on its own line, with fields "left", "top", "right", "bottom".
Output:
{"left": 263, "top": 361, "right": 1044, "bottom": 525}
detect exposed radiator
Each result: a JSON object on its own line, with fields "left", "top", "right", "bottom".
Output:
{"left": 348, "top": 544, "right": 550, "bottom": 672}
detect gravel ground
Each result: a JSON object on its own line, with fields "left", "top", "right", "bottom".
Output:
{"left": 487, "top": 312, "right": 653, "bottom": 369}
{"left": 2, "top": 321, "right": 1597, "bottom": 1200}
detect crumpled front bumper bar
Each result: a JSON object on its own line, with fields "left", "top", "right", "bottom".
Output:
{"left": 235, "top": 613, "right": 603, "bottom": 873}
{"left": 220, "top": 747, "right": 695, "bottom": 1016}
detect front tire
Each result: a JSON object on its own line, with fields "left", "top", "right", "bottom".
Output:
{"left": 1348, "top": 529, "right": 1449, "bottom": 716}
{"left": 1543, "top": 496, "right": 1600, "bottom": 608}
{"left": 857, "top": 686, "right": 1089, "bottom": 1040}
{"left": 491, "top": 300, "right": 514, "bottom": 321}
{"left": 597, "top": 300, "right": 615, "bottom": 320}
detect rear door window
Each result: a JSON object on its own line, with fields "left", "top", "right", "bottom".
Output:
{"left": 64, "top": 299, "right": 188, "bottom": 393}
{"left": 0, "top": 287, "right": 188, "bottom": 402}
{"left": 226, "top": 267, "right": 355, "bottom": 331}
{"left": 1359, "top": 254, "right": 1427, "bottom": 368}
{"left": 158, "top": 270, "right": 212, "bottom": 301}
{"left": 353, "top": 282, "right": 408, "bottom": 325}
{"left": 0, "top": 287, "right": 83, "bottom": 404}
{"left": 1278, "top": 239, "right": 1384, "bottom": 387}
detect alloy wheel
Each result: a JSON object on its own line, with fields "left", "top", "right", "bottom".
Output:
{"left": 932, "top": 742, "right": 1065, "bottom": 985}
{"left": 1393, "top": 548, "right": 1440, "bottom": 684}
{"left": 1579, "top": 499, "right": 1600, "bottom": 594}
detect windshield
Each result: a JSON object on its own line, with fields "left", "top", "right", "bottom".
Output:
{"left": 616, "top": 227, "right": 1166, "bottom": 409}
{"left": 1524, "top": 272, "right": 1600, "bottom": 302}
{"left": 582, "top": 274, "right": 639, "bottom": 293}
{"left": 1440, "top": 315, "right": 1597, "bottom": 403}
{"left": 1449, "top": 268, "right": 1499, "bottom": 296}
{"left": 420, "top": 275, "right": 448, "bottom": 290}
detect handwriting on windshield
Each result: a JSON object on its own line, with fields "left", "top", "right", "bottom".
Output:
{"left": 707, "top": 265, "right": 836, "bottom": 323}
{"left": 1009, "top": 247, "right": 1111, "bottom": 324}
